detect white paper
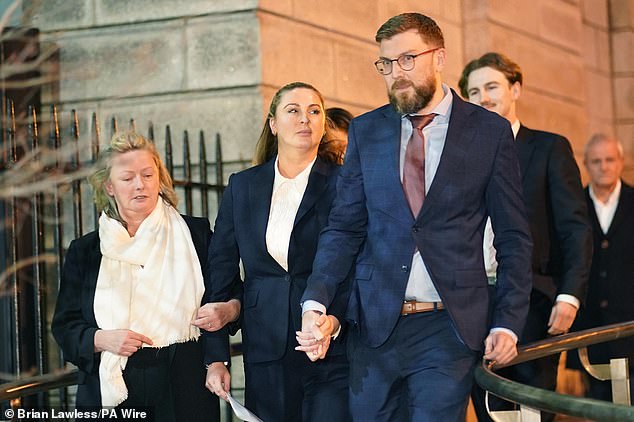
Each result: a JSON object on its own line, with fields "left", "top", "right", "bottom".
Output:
{"left": 226, "top": 392, "right": 263, "bottom": 422}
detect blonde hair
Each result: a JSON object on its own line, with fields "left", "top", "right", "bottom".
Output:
{"left": 88, "top": 131, "right": 177, "bottom": 225}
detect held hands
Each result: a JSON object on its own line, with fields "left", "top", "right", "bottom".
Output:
{"left": 94, "top": 329, "right": 153, "bottom": 357}
{"left": 205, "top": 362, "right": 231, "bottom": 401}
{"left": 547, "top": 301, "right": 578, "bottom": 336}
{"left": 192, "top": 299, "right": 241, "bottom": 332}
{"left": 483, "top": 331, "right": 517, "bottom": 365}
{"left": 296, "top": 310, "right": 340, "bottom": 362}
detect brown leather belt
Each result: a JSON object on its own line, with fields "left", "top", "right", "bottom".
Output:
{"left": 401, "top": 301, "right": 444, "bottom": 316}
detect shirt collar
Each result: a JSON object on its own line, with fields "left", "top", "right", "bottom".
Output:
{"left": 403, "top": 83, "right": 453, "bottom": 123}
{"left": 511, "top": 119, "right": 521, "bottom": 138}
{"left": 273, "top": 155, "right": 316, "bottom": 186}
{"left": 589, "top": 179, "right": 622, "bottom": 206}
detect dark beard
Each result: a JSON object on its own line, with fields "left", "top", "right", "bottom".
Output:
{"left": 388, "top": 76, "right": 437, "bottom": 114}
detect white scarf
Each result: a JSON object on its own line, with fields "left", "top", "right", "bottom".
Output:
{"left": 93, "top": 199, "right": 205, "bottom": 407}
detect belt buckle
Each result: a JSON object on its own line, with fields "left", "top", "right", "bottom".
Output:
{"left": 402, "top": 300, "right": 415, "bottom": 315}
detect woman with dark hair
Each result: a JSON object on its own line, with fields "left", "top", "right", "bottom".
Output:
{"left": 199, "top": 82, "right": 350, "bottom": 421}
{"left": 321, "top": 107, "right": 354, "bottom": 165}
{"left": 52, "top": 132, "right": 218, "bottom": 421}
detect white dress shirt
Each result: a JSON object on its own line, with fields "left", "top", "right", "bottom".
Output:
{"left": 401, "top": 84, "right": 453, "bottom": 302}
{"left": 589, "top": 180, "right": 621, "bottom": 234}
{"left": 266, "top": 156, "right": 315, "bottom": 271}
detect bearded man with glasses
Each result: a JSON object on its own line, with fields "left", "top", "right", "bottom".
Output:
{"left": 300, "top": 12, "right": 532, "bottom": 422}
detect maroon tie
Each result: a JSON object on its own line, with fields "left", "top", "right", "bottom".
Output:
{"left": 403, "top": 114, "right": 436, "bottom": 217}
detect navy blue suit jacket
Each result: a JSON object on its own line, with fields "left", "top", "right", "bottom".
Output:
{"left": 204, "top": 157, "right": 349, "bottom": 364}
{"left": 302, "top": 91, "right": 533, "bottom": 351}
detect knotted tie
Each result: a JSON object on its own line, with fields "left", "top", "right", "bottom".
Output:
{"left": 403, "top": 114, "right": 436, "bottom": 217}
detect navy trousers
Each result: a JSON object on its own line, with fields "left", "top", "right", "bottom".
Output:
{"left": 348, "top": 310, "right": 478, "bottom": 422}
{"left": 244, "top": 326, "right": 350, "bottom": 422}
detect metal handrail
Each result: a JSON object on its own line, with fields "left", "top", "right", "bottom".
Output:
{"left": 4, "top": 322, "right": 634, "bottom": 418}
{"left": 476, "top": 320, "right": 634, "bottom": 422}
{"left": 0, "top": 370, "right": 79, "bottom": 402}
{"left": 0, "top": 343, "right": 245, "bottom": 403}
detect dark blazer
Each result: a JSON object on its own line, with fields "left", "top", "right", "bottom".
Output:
{"left": 577, "top": 182, "right": 634, "bottom": 363}
{"left": 515, "top": 125, "right": 592, "bottom": 304}
{"left": 302, "top": 91, "right": 533, "bottom": 351}
{"left": 204, "top": 157, "right": 349, "bottom": 364}
{"left": 51, "top": 215, "right": 211, "bottom": 406}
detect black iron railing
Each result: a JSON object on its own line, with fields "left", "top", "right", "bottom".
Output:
{"left": 0, "top": 99, "right": 250, "bottom": 417}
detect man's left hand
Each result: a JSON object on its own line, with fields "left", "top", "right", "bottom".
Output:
{"left": 548, "top": 301, "right": 578, "bottom": 335}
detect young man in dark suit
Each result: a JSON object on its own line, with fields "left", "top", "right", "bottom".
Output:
{"left": 300, "top": 14, "right": 533, "bottom": 422}
{"left": 460, "top": 52, "right": 593, "bottom": 421}
{"left": 575, "top": 133, "right": 634, "bottom": 401}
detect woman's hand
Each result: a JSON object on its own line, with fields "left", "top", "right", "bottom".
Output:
{"left": 192, "top": 299, "right": 241, "bottom": 332}
{"left": 94, "top": 329, "right": 153, "bottom": 357}
{"left": 295, "top": 330, "right": 331, "bottom": 361}
{"left": 296, "top": 313, "right": 340, "bottom": 361}
{"left": 205, "top": 362, "right": 231, "bottom": 401}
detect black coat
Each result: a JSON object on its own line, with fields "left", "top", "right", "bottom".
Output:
{"left": 516, "top": 125, "right": 592, "bottom": 306}
{"left": 51, "top": 215, "right": 213, "bottom": 410}
{"left": 577, "top": 182, "right": 634, "bottom": 364}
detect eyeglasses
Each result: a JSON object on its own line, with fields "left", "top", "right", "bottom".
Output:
{"left": 374, "top": 47, "right": 441, "bottom": 75}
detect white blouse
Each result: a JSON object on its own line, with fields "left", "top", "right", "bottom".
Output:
{"left": 266, "top": 156, "right": 316, "bottom": 271}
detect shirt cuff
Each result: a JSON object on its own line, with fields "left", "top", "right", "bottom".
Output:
{"left": 489, "top": 327, "right": 518, "bottom": 344}
{"left": 556, "top": 294, "right": 580, "bottom": 309}
{"left": 332, "top": 323, "right": 342, "bottom": 340}
{"left": 301, "top": 300, "right": 326, "bottom": 315}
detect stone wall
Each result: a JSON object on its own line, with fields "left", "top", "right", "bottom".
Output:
{"left": 22, "top": 0, "right": 262, "bottom": 167}
{"left": 463, "top": 0, "right": 628, "bottom": 183}
{"left": 17, "top": 0, "right": 633, "bottom": 183}
{"left": 610, "top": 0, "right": 634, "bottom": 182}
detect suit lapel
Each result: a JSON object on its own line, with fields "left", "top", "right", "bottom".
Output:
{"left": 607, "top": 182, "right": 633, "bottom": 236}
{"left": 420, "top": 93, "right": 472, "bottom": 220}
{"left": 249, "top": 159, "right": 276, "bottom": 259}
{"left": 585, "top": 189, "right": 603, "bottom": 235}
{"left": 378, "top": 106, "right": 415, "bottom": 223}
{"left": 515, "top": 125, "right": 536, "bottom": 181}
{"left": 294, "top": 158, "right": 330, "bottom": 227}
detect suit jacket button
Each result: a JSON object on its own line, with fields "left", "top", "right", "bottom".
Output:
{"left": 599, "top": 270, "right": 607, "bottom": 278}
{"left": 601, "top": 240, "right": 609, "bottom": 249}
{"left": 412, "top": 226, "right": 419, "bottom": 233}
{"left": 401, "top": 265, "right": 408, "bottom": 272}
{"left": 600, "top": 300, "right": 608, "bottom": 308}
{"left": 284, "top": 275, "right": 291, "bottom": 282}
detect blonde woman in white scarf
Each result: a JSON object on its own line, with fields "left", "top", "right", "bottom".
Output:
{"left": 52, "top": 132, "right": 219, "bottom": 421}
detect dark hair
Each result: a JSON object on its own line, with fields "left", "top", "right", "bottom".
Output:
{"left": 326, "top": 107, "right": 353, "bottom": 133}
{"left": 375, "top": 12, "right": 444, "bottom": 47}
{"left": 320, "top": 107, "right": 354, "bottom": 165}
{"left": 253, "top": 81, "right": 338, "bottom": 166}
{"left": 458, "top": 52, "right": 523, "bottom": 98}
